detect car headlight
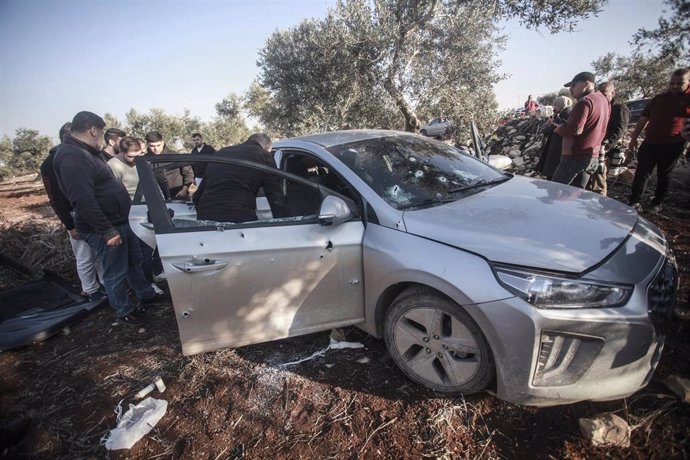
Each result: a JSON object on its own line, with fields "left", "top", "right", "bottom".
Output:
{"left": 494, "top": 267, "right": 632, "bottom": 309}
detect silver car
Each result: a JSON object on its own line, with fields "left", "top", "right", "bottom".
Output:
{"left": 420, "top": 117, "right": 453, "bottom": 137}
{"left": 132, "top": 130, "right": 676, "bottom": 406}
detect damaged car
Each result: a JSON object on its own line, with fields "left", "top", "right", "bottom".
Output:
{"left": 131, "top": 130, "right": 676, "bottom": 406}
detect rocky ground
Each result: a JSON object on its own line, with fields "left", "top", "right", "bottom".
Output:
{"left": 0, "top": 163, "right": 689, "bottom": 459}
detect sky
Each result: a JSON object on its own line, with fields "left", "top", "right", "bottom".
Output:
{"left": 0, "top": 0, "right": 668, "bottom": 141}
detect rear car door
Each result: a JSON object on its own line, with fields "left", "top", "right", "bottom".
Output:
{"left": 132, "top": 154, "right": 365, "bottom": 355}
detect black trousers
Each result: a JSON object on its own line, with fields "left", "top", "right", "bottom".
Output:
{"left": 630, "top": 141, "right": 685, "bottom": 204}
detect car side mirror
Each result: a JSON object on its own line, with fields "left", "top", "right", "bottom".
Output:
{"left": 318, "top": 196, "right": 352, "bottom": 226}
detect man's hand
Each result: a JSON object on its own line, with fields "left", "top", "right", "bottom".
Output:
{"left": 175, "top": 186, "right": 190, "bottom": 201}
{"left": 106, "top": 234, "right": 122, "bottom": 246}
{"left": 628, "top": 137, "right": 638, "bottom": 151}
{"left": 68, "top": 228, "right": 80, "bottom": 240}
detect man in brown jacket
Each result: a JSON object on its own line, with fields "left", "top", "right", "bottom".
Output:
{"left": 145, "top": 131, "right": 194, "bottom": 200}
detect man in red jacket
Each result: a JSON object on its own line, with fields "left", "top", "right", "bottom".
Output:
{"left": 628, "top": 68, "right": 690, "bottom": 213}
{"left": 552, "top": 71, "right": 611, "bottom": 188}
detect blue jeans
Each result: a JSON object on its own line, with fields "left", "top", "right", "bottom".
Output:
{"left": 83, "top": 223, "right": 155, "bottom": 318}
{"left": 552, "top": 157, "right": 599, "bottom": 189}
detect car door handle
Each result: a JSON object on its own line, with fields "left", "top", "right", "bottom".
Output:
{"left": 171, "top": 259, "right": 228, "bottom": 273}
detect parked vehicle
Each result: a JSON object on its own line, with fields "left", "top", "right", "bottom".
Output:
{"left": 132, "top": 130, "right": 675, "bottom": 406}
{"left": 420, "top": 117, "right": 453, "bottom": 137}
{"left": 626, "top": 98, "right": 651, "bottom": 125}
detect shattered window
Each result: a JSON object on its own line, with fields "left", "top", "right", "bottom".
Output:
{"left": 327, "top": 135, "right": 507, "bottom": 210}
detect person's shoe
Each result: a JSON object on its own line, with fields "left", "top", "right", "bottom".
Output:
{"left": 151, "top": 283, "right": 164, "bottom": 295}
{"left": 141, "top": 291, "right": 170, "bottom": 305}
{"left": 88, "top": 289, "right": 107, "bottom": 302}
{"left": 648, "top": 202, "right": 663, "bottom": 214}
{"left": 153, "top": 272, "right": 167, "bottom": 282}
{"left": 117, "top": 312, "right": 145, "bottom": 326}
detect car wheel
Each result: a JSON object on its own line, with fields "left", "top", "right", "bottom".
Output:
{"left": 420, "top": 129, "right": 427, "bottom": 136}
{"left": 384, "top": 289, "right": 494, "bottom": 394}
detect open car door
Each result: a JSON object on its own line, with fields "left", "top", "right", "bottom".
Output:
{"left": 132, "top": 154, "right": 365, "bottom": 355}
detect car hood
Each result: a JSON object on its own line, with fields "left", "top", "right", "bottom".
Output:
{"left": 402, "top": 176, "right": 637, "bottom": 273}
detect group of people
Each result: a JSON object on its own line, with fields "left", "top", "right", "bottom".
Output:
{"left": 536, "top": 68, "right": 690, "bottom": 212}
{"left": 41, "top": 111, "right": 284, "bottom": 326}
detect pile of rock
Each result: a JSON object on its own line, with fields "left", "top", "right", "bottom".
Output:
{"left": 485, "top": 117, "right": 550, "bottom": 175}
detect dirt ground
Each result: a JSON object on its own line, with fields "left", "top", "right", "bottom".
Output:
{"left": 1, "top": 169, "right": 689, "bottom": 459}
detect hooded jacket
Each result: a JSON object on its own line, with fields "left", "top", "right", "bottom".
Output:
{"left": 53, "top": 135, "right": 131, "bottom": 240}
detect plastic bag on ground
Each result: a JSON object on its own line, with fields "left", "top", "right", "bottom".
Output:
{"left": 103, "top": 397, "right": 168, "bottom": 450}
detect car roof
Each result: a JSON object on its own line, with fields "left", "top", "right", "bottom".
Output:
{"left": 281, "top": 129, "right": 414, "bottom": 148}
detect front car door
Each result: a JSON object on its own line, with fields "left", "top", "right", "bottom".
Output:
{"left": 133, "top": 154, "right": 365, "bottom": 355}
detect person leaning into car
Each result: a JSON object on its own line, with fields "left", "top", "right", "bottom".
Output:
{"left": 193, "top": 133, "right": 286, "bottom": 223}
{"left": 53, "top": 111, "right": 162, "bottom": 326}
{"left": 145, "top": 131, "right": 195, "bottom": 200}
{"left": 627, "top": 68, "right": 690, "bottom": 213}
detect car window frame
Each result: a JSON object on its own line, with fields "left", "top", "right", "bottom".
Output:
{"left": 134, "top": 154, "right": 360, "bottom": 235}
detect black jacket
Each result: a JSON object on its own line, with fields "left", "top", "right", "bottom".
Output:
{"left": 193, "top": 140, "right": 285, "bottom": 222}
{"left": 40, "top": 145, "right": 75, "bottom": 230}
{"left": 605, "top": 101, "right": 631, "bottom": 146}
{"left": 536, "top": 106, "right": 572, "bottom": 179}
{"left": 190, "top": 144, "right": 216, "bottom": 178}
{"left": 53, "top": 135, "right": 131, "bottom": 240}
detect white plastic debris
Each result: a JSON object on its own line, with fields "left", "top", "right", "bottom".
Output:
{"left": 135, "top": 383, "right": 155, "bottom": 399}
{"left": 154, "top": 376, "right": 166, "bottom": 393}
{"left": 356, "top": 357, "right": 371, "bottom": 364}
{"left": 329, "top": 338, "right": 365, "bottom": 350}
{"left": 103, "top": 397, "right": 167, "bottom": 450}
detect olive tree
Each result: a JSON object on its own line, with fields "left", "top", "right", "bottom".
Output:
{"left": 592, "top": 51, "right": 676, "bottom": 100}
{"left": 251, "top": 0, "right": 607, "bottom": 140}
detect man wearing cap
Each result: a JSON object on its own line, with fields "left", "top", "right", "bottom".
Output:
{"left": 552, "top": 71, "right": 611, "bottom": 188}
{"left": 628, "top": 68, "right": 690, "bottom": 213}
{"left": 101, "top": 128, "right": 126, "bottom": 163}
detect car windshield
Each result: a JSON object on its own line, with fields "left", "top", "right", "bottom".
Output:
{"left": 327, "top": 134, "right": 509, "bottom": 210}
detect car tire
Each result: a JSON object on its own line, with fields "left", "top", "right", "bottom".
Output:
{"left": 420, "top": 129, "right": 427, "bottom": 136}
{"left": 384, "top": 288, "right": 494, "bottom": 394}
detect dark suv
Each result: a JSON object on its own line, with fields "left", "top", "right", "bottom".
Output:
{"left": 626, "top": 98, "right": 651, "bottom": 124}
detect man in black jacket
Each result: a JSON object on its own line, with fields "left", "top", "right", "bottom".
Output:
{"left": 54, "top": 111, "right": 160, "bottom": 326}
{"left": 190, "top": 132, "right": 215, "bottom": 183}
{"left": 193, "top": 133, "right": 286, "bottom": 223}
{"left": 40, "top": 122, "right": 103, "bottom": 300}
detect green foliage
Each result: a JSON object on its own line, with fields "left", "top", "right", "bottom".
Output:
{"left": 633, "top": 0, "right": 689, "bottom": 64}
{"left": 0, "top": 129, "right": 55, "bottom": 177}
{"left": 124, "top": 108, "right": 203, "bottom": 150}
{"left": 251, "top": 0, "right": 604, "bottom": 141}
{"left": 537, "top": 89, "right": 571, "bottom": 106}
{"left": 592, "top": 51, "right": 676, "bottom": 100}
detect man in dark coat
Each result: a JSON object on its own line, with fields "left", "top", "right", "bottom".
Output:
{"left": 193, "top": 133, "right": 286, "bottom": 223}
{"left": 53, "top": 111, "right": 160, "bottom": 326}
{"left": 190, "top": 132, "right": 216, "bottom": 183}
{"left": 40, "top": 122, "right": 103, "bottom": 300}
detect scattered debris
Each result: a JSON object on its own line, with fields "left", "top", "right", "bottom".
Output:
{"left": 330, "top": 328, "right": 346, "bottom": 342}
{"left": 356, "top": 357, "right": 371, "bottom": 364}
{"left": 135, "top": 383, "right": 156, "bottom": 400}
{"left": 663, "top": 375, "right": 690, "bottom": 403}
{"left": 103, "top": 397, "right": 168, "bottom": 450}
{"left": 578, "top": 413, "right": 631, "bottom": 447}
{"left": 154, "top": 376, "right": 166, "bottom": 393}
{"left": 329, "top": 338, "right": 365, "bottom": 350}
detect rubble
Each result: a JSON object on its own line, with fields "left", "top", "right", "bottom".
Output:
{"left": 578, "top": 413, "right": 631, "bottom": 447}
{"left": 485, "top": 116, "right": 636, "bottom": 179}
{"left": 485, "top": 117, "right": 549, "bottom": 175}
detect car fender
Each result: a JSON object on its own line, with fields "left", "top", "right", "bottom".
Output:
{"left": 359, "top": 224, "right": 513, "bottom": 337}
